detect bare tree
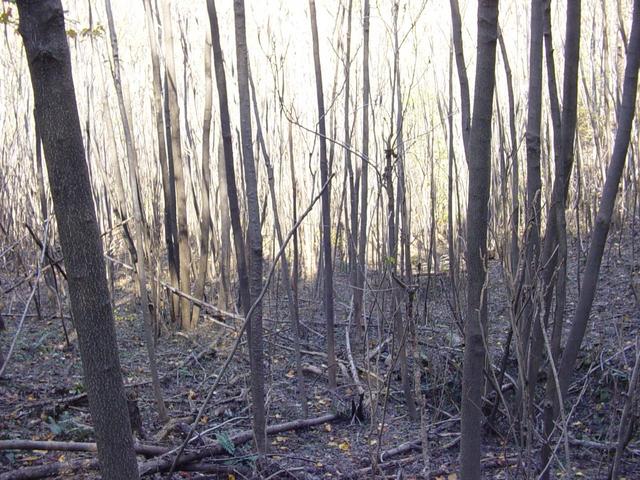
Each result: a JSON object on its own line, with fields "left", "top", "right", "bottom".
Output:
{"left": 142, "top": 0, "right": 179, "bottom": 325}
{"left": 161, "top": 0, "right": 192, "bottom": 328}
{"left": 556, "top": 0, "right": 640, "bottom": 417}
{"left": 191, "top": 28, "right": 214, "bottom": 326}
{"left": 104, "top": 0, "right": 167, "bottom": 422}
{"left": 449, "top": 0, "right": 471, "bottom": 159}
{"left": 521, "top": 0, "right": 544, "bottom": 415}
{"left": 354, "top": 0, "right": 371, "bottom": 335}
{"left": 309, "top": 0, "right": 337, "bottom": 390}
{"left": 17, "top": 1, "right": 139, "bottom": 477}
{"left": 460, "top": 1, "right": 499, "bottom": 478}
{"left": 232, "top": 0, "right": 267, "bottom": 453}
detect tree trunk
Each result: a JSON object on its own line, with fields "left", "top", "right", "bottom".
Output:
{"left": 142, "top": 0, "right": 179, "bottom": 324}
{"left": 249, "top": 73, "right": 307, "bottom": 418}
{"left": 556, "top": 0, "right": 640, "bottom": 412}
{"left": 309, "top": 0, "right": 337, "bottom": 390}
{"left": 232, "top": 0, "right": 267, "bottom": 454}
{"left": 497, "top": 30, "right": 520, "bottom": 280}
{"left": 17, "top": 1, "right": 139, "bottom": 477}
{"left": 522, "top": 0, "right": 545, "bottom": 415}
{"left": 354, "top": 0, "right": 371, "bottom": 335}
{"left": 460, "top": 1, "right": 499, "bottom": 478}
{"left": 104, "top": 0, "right": 167, "bottom": 422}
{"left": 160, "top": 0, "right": 192, "bottom": 329}
{"left": 449, "top": 0, "right": 471, "bottom": 160}
{"left": 191, "top": 27, "right": 214, "bottom": 327}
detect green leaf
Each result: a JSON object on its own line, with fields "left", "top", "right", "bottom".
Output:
{"left": 216, "top": 432, "right": 235, "bottom": 455}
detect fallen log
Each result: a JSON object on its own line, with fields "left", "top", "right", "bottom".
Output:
{"left": 0, "top": 439, "right": 168, "bottom": 457}
{"left": 0, "top": 458, "right": 99, "bottom": 480}
{"left": 0, "top": 413, "right": 339, "bottom": 480}
{"left": 139, "top": 412, "right": 339, "bottom": 475}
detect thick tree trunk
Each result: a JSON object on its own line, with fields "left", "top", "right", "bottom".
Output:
{"left": 460, "top": 1, "right": 499, "bottom": 478}
{"left": 17, "top": 1, "right": 139, "bottom": 478}
{"left": 536, "top": 0, "right": 582, "bottom": 476}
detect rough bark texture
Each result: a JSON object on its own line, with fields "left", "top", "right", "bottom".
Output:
{"left": 460, "top": 1, "right": 499, "bottom": 478}
{"left": 16, "top": 1, "right": 139, "bottom": 478}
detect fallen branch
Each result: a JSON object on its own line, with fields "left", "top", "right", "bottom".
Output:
{"left": 140, "top": 412, "right": 339, "bottom": 475}
{"left": 0, "top": 413, "right": 338, "bottom": 480}
{"left": 345, "top": 326, "right": 364, "bottom": 396}
{"left": 0, "top": 439, "right": 167, "bottom": 457}
{"left": 168, "top": 175, "right": 334, "bottom": 473}
{"left": 0, "top": 457, "right": 99, "bottom": 480}
{"left": 569, "top": 436, "right": 640, "bottom": 455}
{"left": 104, "top": 254, "right": 242, "bottom": 323}
{"left": 379, "top": 433, "right": 460, "bottom": 463}
{"left": 276, "top": 342, "right": 385, "bottom": 387}
{"left": 356, "top": 452, "right": 517, "bottom": 478}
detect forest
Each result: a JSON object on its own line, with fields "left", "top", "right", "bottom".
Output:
{"left": 1, "top": 0, "right": 639, "bottom": 478}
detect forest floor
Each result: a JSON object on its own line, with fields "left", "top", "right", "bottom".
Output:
{"left": 1, "top": 228, "right": 639, "bottom": 479}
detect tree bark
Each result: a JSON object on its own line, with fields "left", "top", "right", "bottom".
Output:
{"left": 460, "top": 1, "right": 499, "bottom": 478}
{"left": 522, "top": 0, "right": 545, "bottom": 415}
{"left": 16, "top": 1, "right": 139, "bottom": 478}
